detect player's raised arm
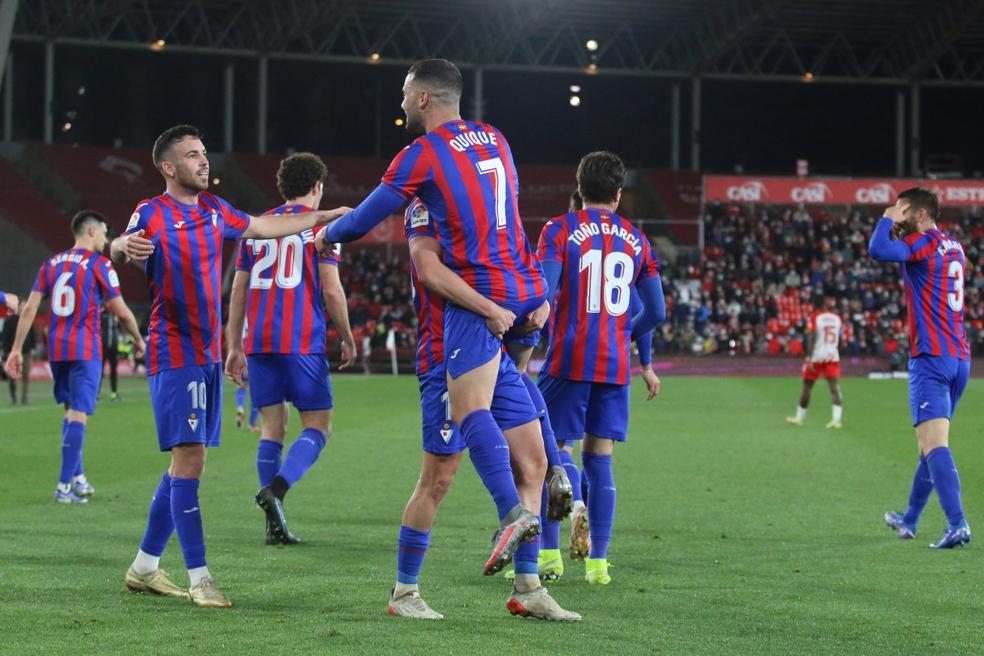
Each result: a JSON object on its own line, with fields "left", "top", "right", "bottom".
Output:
{"left": 868, "top": 202, "right": 914, "bottom": 262}
{"left": 316, "top": 185, "right": 409, "bottom": 246}
{"left": 2, "top": 290, "right": 42, "bottom": 378}
{"left": 243, "top": 206, "right": 351, "bottom": 240}
{"left": 319, "top": 261, "right": 357, "bottom": 369}
{"left": 104, "top": 296, "right": 145, "bottom": 360}
{"left": 224, "top": 270, "right": 249, "bottom": 385}
{"left": 409, "top": 234, "right": 516, "bottom": 339}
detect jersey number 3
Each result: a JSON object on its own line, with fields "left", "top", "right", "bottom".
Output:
{"left": 948, "top": 260, "right": 964, "bottom": 312}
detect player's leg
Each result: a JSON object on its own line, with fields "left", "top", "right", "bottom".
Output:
{"left": 390, "top": 449, "right": 463, "bottom": 620}
{"left": 255, "top": 402, "right": 287, "bottom": 487}
{"left": 108, "top": 347, "right": 119, "bottom": 400}
{"left": 825, "top": 372, "right": 843, "bottom": 428}
{"left": 787, "top": 370, "right": 815, "bottom": 425}
{"left": 20, "top": 351, "right": 31, "bottom": 404}
{"left": 53, "top": 361, "right": 99, "bottom": 503}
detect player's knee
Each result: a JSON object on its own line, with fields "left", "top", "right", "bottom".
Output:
{"left": 426, "top": 474, "right": 455, "bottom": 504}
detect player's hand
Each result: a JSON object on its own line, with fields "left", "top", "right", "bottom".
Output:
{"left": 883, "top": 201, "right": 910, "bottom": 223}
{"left": 520, "top": 300, "right": 550, "bottom": 335}
{"left": 3, "top": 350, "right": 23, "bottom": 379}
{"left": 132, "top": 337, "right": 146, "bottom": 361}
{"left": 641, "top": 367, "right": 661, "bottom": 400}
{"left": 804, "top": 358, "right": 816, "bottom": 374}
{"left": 314, "top": 226, "right": 340, "bottom": 258}
{"left": 485, "top": 304, "right": 517, "bottom": 340}
{"left": 338, "top": 338, "right": 357, "bottom": 369}
{"left": 123, "top": 230, "right": 155, "bottom": 262}
{"left": 224, "top": 348, "right": 247, "bottom": 386}
{"left": 3, "top": 293, "right": 19, "bottom": 314}
{"left": 318, "top": 207, "right": 353, "bottom": 225}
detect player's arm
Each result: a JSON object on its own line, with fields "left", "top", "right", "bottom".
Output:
{"left": 314, "top": 185, "right": 408, "bottom": 250}
{"left": 1, "top": 291, "right": 18, "bottom": 314}
{"left": 319, "top": 262, "right": 357, "bottom": 369}
{"left": 2, "top": 291, "right": 42, "bottom": 378}
{"left": 224, "top": 270, "right": 249, "bottom": 385}
{"left": 243, "top": 206, "right": 351, "bottom": 241}
{"left": 868, "top": 202, "right": 922, "bottom": 262}
{"left": 104, "top": 296, "right": 145, "bottom": 360}
{"left": 630, "top": 274, "right": 666, "bottom": 341}
{"left": 409, "top": 235, "right": 516, "bottom": 339}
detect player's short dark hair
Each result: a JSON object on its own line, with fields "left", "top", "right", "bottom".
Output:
{"left": 813, "top": 295, "right": 826, "bottom": 310}
{"left": 897, "top": 187, "right": 939, "bottom": 220}
{"left": 277, "top": 152, "right": 328, "bottom": 201}
{"left": 71, "top": 210, "right": 107, "bottom": 236}
{"left": 577, "top": 151, "right": 626, "bottom": 204}
{"left": 407, "top": 59, "right": 463, "bottom": 103}
{"left": 152, "top": 124, "right": 202, "bottom": 169}
{"left": 569, "top": 190, "right": 583, "bottom": 212}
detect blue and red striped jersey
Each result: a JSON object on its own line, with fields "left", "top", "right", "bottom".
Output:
{"left": 236, "top": 203, "right": 339, "bottom": 355}
{"left": 900, "top": 229, "right": 970, "bottom": 360}
{"left": 124, "top": 192, "right": 251, "bottom": 374}
{"left": 537, "top": 208, "right": 660, "bottom": 385}
{"left": 382, "top": 120, "right": 546, "bottom": 305}
{"left": 32, "top": 248, "right": 120, "bottom": 362}
{"left": 405, "top": 198, "right": 444, "bottom": 375}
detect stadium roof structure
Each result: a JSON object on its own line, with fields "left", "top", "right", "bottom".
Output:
{"left": 9, "top": 0, "right": 984, "bottom": 86}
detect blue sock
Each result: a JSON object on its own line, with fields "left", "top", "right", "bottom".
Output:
{"left": 461, "top": 409, "right": 521, "bottom": 521}
{"left": 396, "top": 525, "right": 430, "bottom": 585}
{"left": 559, "top": 449, "right": 582, "bottom": 503}
{"left": 540, "top": 482, "right": 561, "bottom": 550}
{"left": 521, "top": 373, "right": 561, "bottom": 468}
{"left": 583, "top": 452, "right": 615, "bottom": 559}
{"left": 249, "top": 405, "right": 260, "bottom": 427}
{"left": 235, "top": 387, "right": 246, "bottom": 409}
{"left": 170, "top": 477, "right": 206, "bottom": 569}
{"left": 902, "top": 455, "right": 933, "bottom": 527}
{"left": 277, "top": 428, "right": 326, "bottom": 488}
{"left": 256, "top": 439, "right": 284, "bottom": 487}
{"left": 63, "top": 418, "right": 84, "bottom": 478}
{"left": 581, "top": 467, "right": 589, "bottom": 507}
{"left": 59, "top": 421, "right": 86, "bottom": 486}
{"left": 926, "top": 447, "right": 966, "bottom": 529}
{"left": 514, "top": 535, "right": 540, "bottom": 574}
{"left": 139, "top": 472, "right": 174, "bottom": 557}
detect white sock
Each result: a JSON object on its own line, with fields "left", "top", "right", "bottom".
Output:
{"left": 73, "top": 474, "right": 88, "bottom": 485}
{"left": 832, "top": 405, "right": 843, "bottom": 422}
{"left": 796, "top": 406, "right": 807, "bottom": 421}
{"left": 56, "top": 482, "right": 71, "bottom": 493}
{"left": 188, "top": 566, "right": 211, "bottom": 588}
{"left": 515, "top": 573, "right": 540, "bottom": 593}
{"left": 131, "top": 550, "right": 160, "bottom": 576}
{"left": 393, "top": 582, "right": 418, "bottom": 598}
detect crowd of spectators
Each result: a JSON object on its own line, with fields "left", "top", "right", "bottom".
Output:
{"left": 654, "top": 204, "right": 984, "bottom": 359}
{"left": 333, "top": 249, "right": 416, "bottom": 353}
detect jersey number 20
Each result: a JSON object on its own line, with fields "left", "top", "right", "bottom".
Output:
{"left": 249, "top": 236, "right": 304, "bottom": 290}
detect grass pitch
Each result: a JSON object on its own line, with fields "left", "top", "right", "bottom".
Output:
{"left": 1, "top": 374, "right": 983, "bottom": 655}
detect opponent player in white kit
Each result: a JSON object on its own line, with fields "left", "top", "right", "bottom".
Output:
{"left": 786, "top": 296, "right": 844, "bottom": 429}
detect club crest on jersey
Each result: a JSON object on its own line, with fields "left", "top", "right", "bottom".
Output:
{"left": 440, "top": 423, "right": 454, "bottom": 443}
{"left": 188, "top": 412, "right": 199, "bottom": 431}
{"left": 211, "top": 210, "right": 218, "bottom": 228}
{"left": 410, "top": 203, "right": 430, "bottom": 228}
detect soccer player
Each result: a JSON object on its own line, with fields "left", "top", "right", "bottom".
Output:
{"left": 535, "top": 151, "right": 666, "bottom": 585}
{"left": 786, "top": 295, "right": 844, "bottom": 429}
{"left": 2, "top": 310, "right": 36, "bottom": 405}
{"left": 869, "top": 188, "right": 972, "bottom": 549}
{"left": 3, "top": 211, "right": 145, "bottom": 503}
{"left": 0, "top": 291, "right": 19, "bottom": 315}
{"left": 316, "top": 60, "right": 557, "bottom": 599}
{"left": 388, "top": 197, "right": 579, "bottom": 621}
{"left": 233, "top": 381, "right": 259, "bottom": 431}
{"left": 100, "top": 312, "right": 122, "bottom": 401}
{"left": 225, "top": 152, "right": 357, "bottom": 545}
{"left": 113, "top": 125, "right": 349, "bottom": 607}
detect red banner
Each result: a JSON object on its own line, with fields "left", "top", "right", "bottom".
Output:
{"left": 703, "top": 176, "right": 984, "bottom": 207}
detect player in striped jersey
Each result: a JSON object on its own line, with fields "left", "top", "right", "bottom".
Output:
{"left": 870, "top": 188, "right": 972, "bottom": 549}
{"left": 0, "top": 291, "right": 18, "bottom": 315}
{"left": 112, "top": 125, "right": 349, "bottom": 607}
{"left": 536, "top": 152, "right": 666, "bottom": 585}
{"left": 4, "top": 211, "right": 144, "bottom": 503}
{"left": 316, "top": 60, "right": 557, "bottom": 603}
{"left": 388, "top": 198, "right": 579, "bottom": 621}
{"left": 786, "top": 295, "right": 845, "bottom": 429}
{"left": 225, "top": 152, "right": 356, "bottom": 545}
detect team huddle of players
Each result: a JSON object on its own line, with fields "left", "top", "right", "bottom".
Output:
{"left": 0, "top": 58, "right": 972, "bottom": 621}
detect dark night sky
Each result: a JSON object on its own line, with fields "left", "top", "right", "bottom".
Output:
{"left": 5, "top": 41, "right": 984, "bottom": 176}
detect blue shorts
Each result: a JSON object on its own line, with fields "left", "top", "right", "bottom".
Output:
{"left": 443, "top": 294, "right": 546, "bottom": 379}
{"left": 148, "top": 364, "right": 223, "bottom": 451}
{"left": 417, "top": 357, "right": 538, "bottom": 455}
{"left": 538, "top": 372, "right": 630, "bottom": 442}
{"left": 51, "top": 360, "right": 102, "bottom": 415}
{"left": 908, "top": 356, "right": 970, "bottom": 426}
{"left": 246, "top": 353, "right": 333, "bottom": 411}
